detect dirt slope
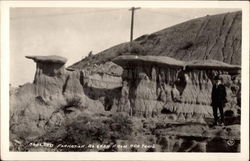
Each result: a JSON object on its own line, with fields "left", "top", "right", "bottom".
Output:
{"left": 69, "top": 11, "right": 241, "bottom": 71}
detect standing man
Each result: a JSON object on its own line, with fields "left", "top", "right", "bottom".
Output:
{"left": 211, "top": 75, "right": 227, "bottom": 126}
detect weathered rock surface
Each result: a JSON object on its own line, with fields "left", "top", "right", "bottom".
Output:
{"left": 10, "top": 11, "right": 241, "bottom": 152}
{"left": 26, "top": 55, "right": 67, "bottom": 64}
{"left": 26, "top": 55, "right": 68, "bottom": 99}
{"left": 63, "top": 70, "right": 84, "bottom": 96}
{"left": 113, "top": 55, "right": 184, "bottom": 68}
{"left": 154, "top": 123, "right": 240, "bottom": 152}
{"left": 67, "top": 11, "right": 242, "bottom": 120}
{"left": 10, "top": 55, "right": 120, "bottom": 142}
{"left": 113, "top": 55, "right": 241, "bottom": 121}
{"left": 185, "top": 59, "right": 241, "bottom": 70}
{"left": 81, "top": 70, "right": 122, "bottom": 89}
{"left": 135, "top": 11, "right": 242, "bottom": 65}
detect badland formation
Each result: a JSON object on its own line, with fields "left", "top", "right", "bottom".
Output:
{"left": 10, "top": 11, "right": 241, "bottom": 152}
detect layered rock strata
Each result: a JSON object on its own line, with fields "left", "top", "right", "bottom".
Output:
{"left": 24, "top": 55, "right": 122, "bottom": 107}
{"left": 10, "top": 55, "right": 122, "bottom": 141}
{"left": 26, "top": 55, "right": 68, "bottom": 99}
{"left": 113, "top": 55, "right": 241, "bottom": 122}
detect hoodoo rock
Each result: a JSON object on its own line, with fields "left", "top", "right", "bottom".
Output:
{"left": 113, "top": 55, "right": 184, "bottom": 118}
{"left": 10, "top": 55, "right": 119, "bottom": 141}
{"left": 10, "top": 11, "right": 241, "bottom": 152}
{"left": 113, "top": 55, "right": 241, "bottom": 122}
{"left": 26, "top": 55, "right": 68, "bottom": 99}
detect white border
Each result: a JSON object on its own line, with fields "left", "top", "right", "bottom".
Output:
{"left": 1, "top": 1, "right": 249, "bottom": 161}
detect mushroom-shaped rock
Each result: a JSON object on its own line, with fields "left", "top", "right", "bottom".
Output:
{"left": 26, "top": 55, "right": 67, "bottom": 64}
{"left": 113, "top": 55, "right": 184, "bottom": 118}
{"left": 113, "top": 55, "right": 184, "bottom": 68}
{"left": 26, "top": 55, "right": 67, "bottom": 79}
{"left": 26, "top": 55, "right": 68, "bottom": 99}
{"left": 185, "top": 59, "right": 241, "bottom": 70}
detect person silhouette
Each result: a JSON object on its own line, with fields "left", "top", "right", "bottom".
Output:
{"left": 211, "top": 75, "right": 227, "bottom": 126}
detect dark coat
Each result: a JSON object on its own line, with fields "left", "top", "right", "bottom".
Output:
{"left": 211, "top": 83, "right": 227, "bottom": 106}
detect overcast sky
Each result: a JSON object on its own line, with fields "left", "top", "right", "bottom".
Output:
{"left": 10, "top": 8, "right": 240, "bottom": 87}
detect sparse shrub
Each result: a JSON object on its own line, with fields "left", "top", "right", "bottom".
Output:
{"left": 63, "top": 94, "right": 86, "bottom": 111}
{"left": 42, "top": 125, "right": 68, "bottom": 143}
{"left": 65, "top": 114, "right": 110, "bottom": 146}
{"left": 109, "top": 112, "right": 133, "bottom": 140}
{"left": 142, "top": 118, "right": 157, "bottom": 133}
{"left": 38, "top": 112, "right": 134, "bottom": 151}
{"left": 88, "top": 51, "right": 93, "bottom": 57}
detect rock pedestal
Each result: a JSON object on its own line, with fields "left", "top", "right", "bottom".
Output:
{"left": 26, "top": 55, "right": 68, "bottom": 99}
{"left": 113, "top": 55, "right": 241, "bottom": 122}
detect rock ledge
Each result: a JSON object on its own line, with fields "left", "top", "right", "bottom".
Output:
{"left": 26, "top": 55, "right": 67, "bottom": 64}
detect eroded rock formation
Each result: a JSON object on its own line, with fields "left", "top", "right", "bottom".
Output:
{"left": 113, "top": 55, "right": 241, "bottom": 123}
{"left": 26, "top": 55, "right": 68, "bottom": 99}
{"left": 10, "top": 11, "right": 242, "bottom": 152}
{"left": 10, "top": 55, "right": 122, "bottom": 141}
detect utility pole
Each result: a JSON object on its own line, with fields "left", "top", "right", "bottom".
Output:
{"left": 129, "top": 7, "right": 141, "bottom": 42}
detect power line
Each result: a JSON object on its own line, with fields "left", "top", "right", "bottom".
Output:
{"left": 11, "top": 8, "right": 194, "bottom": 21}
{"left": 11, "top": 8, "right": 124, "bottom": 20}
{"left": 145, "top": 10, "right": 194, "bottom": 19}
